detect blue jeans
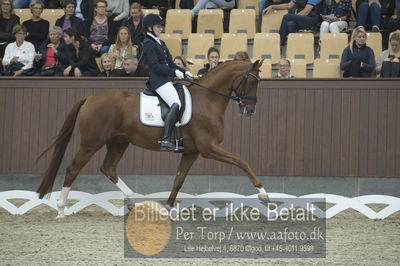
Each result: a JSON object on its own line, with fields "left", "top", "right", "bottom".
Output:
{"left": 14, "top": 0, "right": 44, "bottom": 8}
{"left": 356, "top": 2, "right": 381, "bottom": 30}
{"left": 279, "top": 13, "right": 317, "bottom": 44}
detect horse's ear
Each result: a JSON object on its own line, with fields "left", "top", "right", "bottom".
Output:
{"left": 252, "top": 59, "right": 264, "bottom": 69}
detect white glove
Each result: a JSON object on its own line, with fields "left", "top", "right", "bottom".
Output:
{"left": 185, "top": 71, "right": 193, "bottom": 78}
{"left": 175, "top": 69, "right": 185, "bottom": 79}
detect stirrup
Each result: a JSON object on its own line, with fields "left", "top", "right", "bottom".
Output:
{"left": 160, "top": 140, "right": 175, "bottom": 151}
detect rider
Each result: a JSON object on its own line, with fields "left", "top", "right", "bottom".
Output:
{"left": 142, "top": 14, "right": 193, "bottom": 151}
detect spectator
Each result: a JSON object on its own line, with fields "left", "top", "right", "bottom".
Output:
{"left": 234, "top": 51, "right": 250, "bottom": 60}
{"left": 121, "top": 2, "right": 144, "bottom": 48}
{"left": 191, "top": 0, "right": 236, "bottom": 17}
{"left": 263, "top": 0, "right": 323, "bottom": 45}
{"left": 63, "top": 27, "right": 99, "bottom": 76}
{"left": 319, "top": 0, "right": 352, "bottom": 37}
{"left": 111, "top": 54, "right": 148, "bottom": 76}
{"left": 48, "top": 0, "right": 93, "bottom": 21}
{"left": 173, "top": 56, "right": 188, "bottom": 69}
{"left": 106, "top": 0, "right": 129, "bottom": 21}
{"left": 34, "top": 26, "right": 69, "bottom": 76}
{"left": 98, "top": 53, "right": 115, "bottom": 76}
{"left": 381, "top": 0, "right": 399, "bottom": 48}
{"left": 22, "top": 1, "right": 49, "bottom": 51}
{"left": 376, "top": 30, "right": 400, "bottom": 77}
{"left": 197, "top": 47, "right": 220, "bottom": 76}
{"left": 356, "top": 0, "right": 395, "bottom": 31}
{"left": 55, "top": 0, "right": 84, "bottom": 35}
{"left": 13, "top": 0, "right": 43, "bottom": 9}
{"left": 83, "top": 0, "right": 118, "bottom": 55}
{"left": 259, "top": 0, "right": 290, "bottom": 19}
{"left": 275, "top": 58, "right": 295, "bottom": 78}
{"left": 2, "top": 24, "right": 35, "bottom": 76}
{"left": 0, "top": 0, "right": 20, "bottom": 58}
{"left": 340, "top": 26, "right": 375, "bottom": 77}
{"left": 108, "top": 26, "right": 137, "bottom": 69}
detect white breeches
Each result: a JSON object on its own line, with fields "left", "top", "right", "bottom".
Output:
{"left": 155, "top": 82, "right": 181, "bottom": 109}
{"left": 320, "top": 21, "right": 348, "bottom": 37}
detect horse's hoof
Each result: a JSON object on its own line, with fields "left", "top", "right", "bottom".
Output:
{"left": 258, "top": 194, "right": 269, "bottom": 203}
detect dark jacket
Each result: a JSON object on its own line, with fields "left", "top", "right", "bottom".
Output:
{"left": 321, "top": 0, "right": 352, "bottom": 22}
{"left": 66, "top": 39, "right": 99, "bottom": 75}
{"left": 197, "top": 62, "right": 222, "bottom": 76}
{"left": 35, "top": 39, "right": 69, "bottom": 75}
{"left": 78, "top": 0, "right": 94, "bottom": 21}
{"left": 82, "top": 16, "right": 119, "bottom": 46}
{"left": 110, "top": 65, "right": 149, "bottom": 77}
{"left": 340, "top": 42, "right": 375, "bottom": 74}
{"left": 0, "top": 14, "right": 20, "bottom": 43}
{"left": 46, "top": 0, "right": 93, "bottom": 19}
{"left": 122, "top": 17, "right": 145, "bottom": 47}
{"left": 23, "top": 19, "right": 50, "bottom": 51}
{"left": 55, "top": 15, "right": 84, "bottom": 34}
{"left": 142, "top": 34, "right": 186, "bottom": 91}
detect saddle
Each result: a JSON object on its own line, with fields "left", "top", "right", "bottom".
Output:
{"left": 140, "top": 83, "right": 192, "bottom": 152}
{"left": 143, "top": 83, "right": 186, "bottom": 122}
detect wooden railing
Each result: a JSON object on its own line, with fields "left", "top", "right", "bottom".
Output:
{"left": 1, "top": 77, "right": 399, "bottom": 177}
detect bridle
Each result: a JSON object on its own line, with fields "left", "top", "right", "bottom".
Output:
{"left": 185, "top": 63, "right": 260, "bottom": 106}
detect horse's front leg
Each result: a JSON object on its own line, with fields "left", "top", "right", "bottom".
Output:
{"left": 166, "top": 152, "right": 199, "bottom": 208}
{"left": 201, "top": 144, "right": 269, "bottom": 201}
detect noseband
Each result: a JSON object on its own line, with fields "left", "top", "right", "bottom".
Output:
{"left": 186, "top": 63, "right": 260, "bottom": 105}
{"left": 233, "top": 63, "right": 260, "bottom": 106}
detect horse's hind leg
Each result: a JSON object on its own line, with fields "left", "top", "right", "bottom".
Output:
{"left": 201, "top": 144, "right": 269, "bottom": 201}
{"left": 100, "top": 137, "right": 133, "bottom": 197}
{"left": 57, "top": 147, "right": 99, "bottom": 219}
{"left": 166, "top": 152, "right": 199, "bottom": 208}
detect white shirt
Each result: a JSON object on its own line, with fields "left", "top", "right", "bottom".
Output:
{"left": 2, "top": 41, "right": 35, "bottom": 70}
{"left": 75, "top": 0, "right": 84, "bottom": 20}
{"left": 147, "top": 32, "right": 161, "bottom": 45}
{"left": 107, "top": 0, "right": 129, "bottom": 21}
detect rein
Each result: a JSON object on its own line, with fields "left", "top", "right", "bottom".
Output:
{"left": 185, "top": 63, "right": 260, "bottom": 105}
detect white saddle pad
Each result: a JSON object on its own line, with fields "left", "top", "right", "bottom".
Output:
{"left": 139, "top": 85, "right": 192, "bottom": 127}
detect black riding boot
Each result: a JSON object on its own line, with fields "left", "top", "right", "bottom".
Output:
{"left": 160, "top": 103, "right": 180, "bottom": 151}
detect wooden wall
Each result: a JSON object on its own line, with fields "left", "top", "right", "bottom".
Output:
{"left": 0, "top": 78, "right": 399, "bottom": 177}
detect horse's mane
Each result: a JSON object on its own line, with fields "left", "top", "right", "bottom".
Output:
{"left": 199, "top": 59, "right": 250, "bottom": 79}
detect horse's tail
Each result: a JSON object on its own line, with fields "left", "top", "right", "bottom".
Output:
{"left": 37, "top": 98, "right": 87, "bottom": 199}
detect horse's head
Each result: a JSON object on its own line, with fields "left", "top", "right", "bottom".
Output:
{"left": 233, "top": 60, "right": 263, "bottom": 117}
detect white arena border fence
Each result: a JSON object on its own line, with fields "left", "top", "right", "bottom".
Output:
{"left": 0, "top": 190, "right": 399, "bottom": 220}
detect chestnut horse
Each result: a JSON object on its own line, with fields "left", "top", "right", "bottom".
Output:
{"left": 37, "top": 59, "right": 268, "bottom": 219}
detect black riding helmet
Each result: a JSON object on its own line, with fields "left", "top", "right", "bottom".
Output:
{"left": 143, "top": 13, "right": 164, "bottom": 28}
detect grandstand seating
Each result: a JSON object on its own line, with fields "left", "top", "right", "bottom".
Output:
{"left": 160, "top": 33, "right": 182, "bottom": 58}
{"left": 366, "top": 32, "right": 382, "bottom": 63}
{"left": 142, "top": 9, "right": 160, "bottom": 16}
{"left": 313, "top": 59, "right": 341, "bottom": 78}
{"left": 319, "top": 33, "right": 348, "bottom": 60}
{"left": 286, "top": 33, "right": 314, "bottom": 64}
{"left": 261, "top": 9, "right": 288, "bottom": 33}
{"left": 220, "top": 33, "right": 248, "bottom": 60}
{"left": 229, "top": 9, "right": 256, "bottom": 39}
{"left": 15, "top": 9, "right": 31, "bottom": 24}
{"left": 252, "top": 33, "right": 280, "bottom": 64}
{"left": 165, "top": 9, "right": 192, "bottom": 39}
{"left": 289, "top": 59, "right": 307, "bottom": 78}
{"left": 187, "top": 59, "right": 205, "bottom": 76}
{"left": 186, "top": 33, "right": 214, "bottom": 61}
{"left": 256, "top": 59, "right": 272, "bottom": 78}
{"left": 41, "top": 9, "right": 64, "bottom": 26}
{"left": 197, "top": 9, "right": 224, "bottom": 39}
{"left": 237, "top": 0, "right": 259, "bottom": 16}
